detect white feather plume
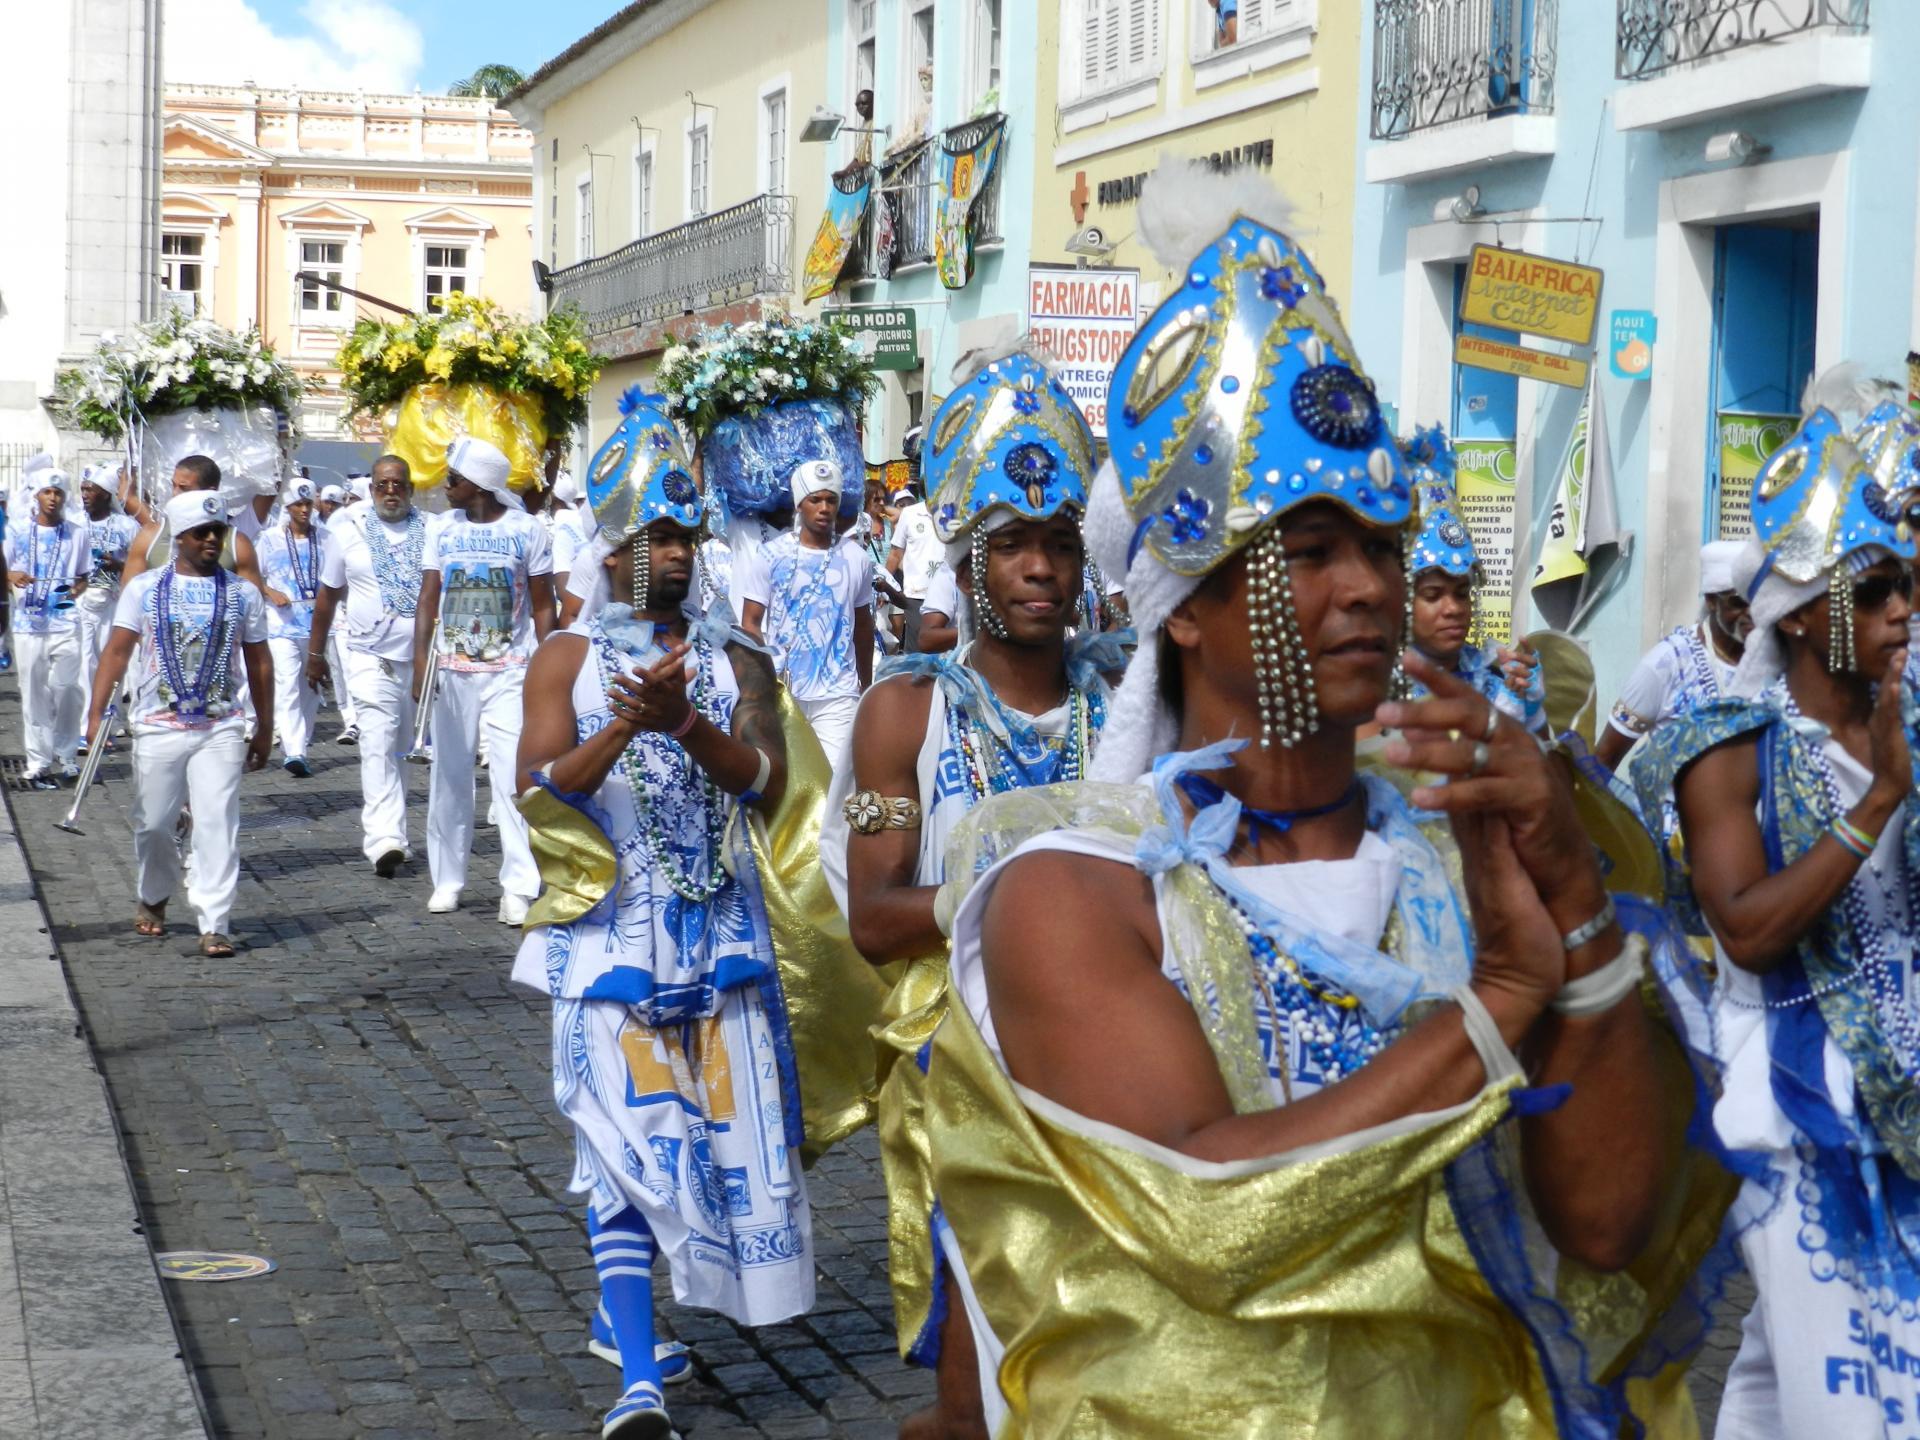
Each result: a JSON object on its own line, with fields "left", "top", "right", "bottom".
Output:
{"left": 1800, "top": 361, "right": 1901, "bottom": 425}
{"left": 949, "top": 333, "right": 1063, "bottom": 389}
{"left": 1136, "top": 154, "right": 1301, "bottom": 274}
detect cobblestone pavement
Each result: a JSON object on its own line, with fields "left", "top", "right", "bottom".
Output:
{"left": 0, "top": 680, "right": 1750, "bottom": 1438}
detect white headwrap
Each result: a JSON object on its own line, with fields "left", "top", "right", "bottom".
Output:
{"left": 790, "top": 459, "right": 843, "bottom": 507}
{"left": 1730, "top": 539, "right": 1891, "bottom": 697}
{"left": 350, "top": 474, "right": 372, "bottom": 502}
{"left": 447, "top": 436, "right": 517, "bottom": 504}
{"left": 1698, "top": 539, "right": 1746, "bottom": 597}
{"left": 553, "top": 471, "right": 581, "bottom": 505}
{"left": 319, "top": 484, "right": 347, "bottom": 503}
{"left": 285, "top": 478, "right": 318, "bottom": 505}
{"left": 33, "top": 469, "right": 70, "bottom": 498}
{"left": 1085, "top": 460, "right": 1203, "bottom": 784}
{"left": 165, "top": 491, "right": 228, "bottom": 535}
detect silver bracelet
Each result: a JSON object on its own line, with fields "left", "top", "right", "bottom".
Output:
{"left": 1561, "top": 896, "right": 1616, "bottom": 951}
{"left": 740, "top": 747, "right": 772, "bottom": 803}
{"left": 1549, "top": 934, "right": 1647, "bottom": 1018}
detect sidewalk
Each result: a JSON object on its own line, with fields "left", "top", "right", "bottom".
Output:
{"left": 0, "top": 762, "right": 205, "bottom": 1439}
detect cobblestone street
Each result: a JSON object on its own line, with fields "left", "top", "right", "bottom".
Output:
{"left": 0, "top": 683, "right": 1752, "bottom": 1438}
{"left": 3, "top": 686, "right": 926, "bottom": 1439}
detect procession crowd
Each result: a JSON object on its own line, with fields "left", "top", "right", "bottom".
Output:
{"left": 9, "top": 161, "right": 1920, "bottom": 1440}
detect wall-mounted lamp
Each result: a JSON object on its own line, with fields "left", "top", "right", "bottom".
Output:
{"left": 799, "top": 104, "right": 891, "bottom": 145}
{"left": 1704, "top": 131, "right": 1770, "bottom": 166}
{"left": 1432, "top": 184, "right": 1485, "bottom": 224}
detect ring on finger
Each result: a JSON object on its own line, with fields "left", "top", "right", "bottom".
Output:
{"left": 1468, "top": 740, "right": 1492, "bottom": 777}
{"left": 1480, "top": 704, "right": 1499, "bottom": 742}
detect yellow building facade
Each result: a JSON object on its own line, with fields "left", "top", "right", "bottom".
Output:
{"left": 507, "top": 0, "right": 833, "bottom": 451}
{"left": 1031, "top": 0, "right": 1357, "bottom": 399}
{"left": 160, "top": 84, "right": 534, "bottom": 438}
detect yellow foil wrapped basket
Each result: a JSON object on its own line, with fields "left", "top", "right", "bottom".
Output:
{"left": 387, "top": 382, "right": 549, "bottom": 492}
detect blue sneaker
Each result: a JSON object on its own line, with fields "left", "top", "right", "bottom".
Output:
{"left": 600, "top": 1380, "right": 672, "bottom": 1440}
{"left": 589, "top": 1304, "right": 691, "bottom": 1384}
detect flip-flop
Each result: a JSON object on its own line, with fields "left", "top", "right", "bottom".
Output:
{"left": 134, "top": 902, "right": 166, "bottom": 937}
{"left": 199, "top": 933, "right": 235, "bottom": 957}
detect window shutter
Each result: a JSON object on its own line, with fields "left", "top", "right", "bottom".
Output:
{"left": 1240, "top": 0, "right": 1267, "bottom": 38}
{"left": 1081, "top": 0, "right": 1104, "bottom": 91}
{"left": 1123, "top": 0, "right": 1155, "bottom": 80}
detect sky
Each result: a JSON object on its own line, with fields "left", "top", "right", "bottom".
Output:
{"left": 163, "top": 0, "right": 622, "bottom": 95}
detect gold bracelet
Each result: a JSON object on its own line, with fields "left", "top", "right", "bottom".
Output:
{"left": 844, "top": 789, "right": 922, "bottom": 835}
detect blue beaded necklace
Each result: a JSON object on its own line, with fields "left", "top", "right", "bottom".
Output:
{"left": 592, "top": 626, "right": 728, "bottom": 904}
{"left": 25, "top": 522, "right": 72, "bottom": 624}
{"left": 282, "top": 521, "right": 320, "bottom": 600}
{"left": 947, "top": 680, "right": 1104, "bottom": 805}
{"left": 365, "top": 510, "right": 426, "bottom": 617}
{"left": 153, "top": 564, "right": 235, "bottom": 719}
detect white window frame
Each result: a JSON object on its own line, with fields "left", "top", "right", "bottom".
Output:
{"left": 1059, "top": 0, "right": 1163, "bottom": 131}
{"left": 848, "top": 0, "right": 879, "bottom": 171}
{"left": 296, "top": 236, "right": 350, "bottom": 325}
{"left": 277, "top": 204, "right": 368, "bottom": 337}
{"left": 161, "top": 231, "right": 209, "bottom": 315}
{"left": 1187, "top": 0, "right": 1317, "bottom": 91}
{"left": 632, "top": 135, "right": 656, "bottom": 239}
{"left": 758, "top": 78, "right": 791, "bottom": 197}
{"left": 421, "top": 242, "right": 470, "bottom": 309}
{"left": 903, "top": 0, "right": 939, "bottom": 130}
{"left": 684, "top": 116, "right": 713, "bottom": 219}
{"left": 576, "top": 172, "right": 595, "bottom": 261}
{"left": 967, "top": 0, "right": 1004, "bottom": 110}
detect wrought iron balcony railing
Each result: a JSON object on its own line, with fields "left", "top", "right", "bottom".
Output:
{"left": 544, "top": 193, "right": 794, "bottom": 338}
{"left": 1371, "top": 0, "right": 1559, "bottom": 142}
{"left": 1617, "top": 0, "right": 1868, "bottom": 81}
{"left": 852, "top": 114, "right": 1005, "bottom": 280}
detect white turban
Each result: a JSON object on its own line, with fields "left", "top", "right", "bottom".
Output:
{"left": 351, "top": 475, "right": 372, "bottom": 502}
{"left": 553, "top": 471, "right": 581, "bottom": 505}
{"left": 448, "top": 436, "right": 514, "bottom": 500}
{"left": 1698, "top": 540, "right": 1746, "bottom": 597}
{"left": 285, "top": 478, "right": 318, "bottom": 505}
{"left": 319, "top": 484, "right": 347, "bottom": 503}
{"left": 1085, "top": 460, "right": 1203, "bottom": 784}
{"left": 1731, "top": 540, "right": 1892, "bottom": 697}
{"left": 790, "top": 459, "right": 844, "bottom": 507}
{"left": 33, "top": 469, "right": 70, "bottom": 498}
{"left": 165, "top": 491, "right": 228, "bottom": 535}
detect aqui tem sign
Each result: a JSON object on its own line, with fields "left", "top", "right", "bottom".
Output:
{"left": 826, "top": 306, "right": 919, "bottom": 371}
{"left": 1460, "top": 244, "right": 1604, "bottom": 347}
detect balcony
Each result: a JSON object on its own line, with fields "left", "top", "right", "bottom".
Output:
{"left": 850, "top": 114, "right": 1004, "bottom": 282}
{"left": 543, "top": 193, "right": 794, "bottom": 353}
{"left": 1613, "top": 0, "right": 1871, "bottom": 131}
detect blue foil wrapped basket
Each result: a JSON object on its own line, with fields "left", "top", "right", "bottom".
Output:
{"left": 701, "top": 397, "right": 864, "bottom": 517}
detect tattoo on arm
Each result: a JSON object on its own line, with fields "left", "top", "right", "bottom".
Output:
{"left": 726, "top": 641, "right": 785, "bottom": 762}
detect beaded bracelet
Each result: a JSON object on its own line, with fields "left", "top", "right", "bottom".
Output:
{"left": 1560, "top": 896, "right": 1616, "bottom": 952}
{"left": 1830, "top": 817, "right": 1876, "bottom": 860}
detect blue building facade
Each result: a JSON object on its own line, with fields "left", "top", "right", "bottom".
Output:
{"left": 820, "top": 0, "right": 1036, "bottom": 472}
{"left": 1348, "top": 1, "right": 1914, "bottom": 701}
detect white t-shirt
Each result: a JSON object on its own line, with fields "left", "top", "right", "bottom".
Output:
{"left": 79, "top": 513, "right": 139, "bottom": 611}
{"left": 889, "top": 502, "right": 945, "bottom": 600}
{"left": 5, "top": 518, "right": 90, "bottom": 634}
{"left": 320, "top": 507, "right": 437, "bottom": 662}
{"left": 114, "top": 567, "right": 270, "bottom": 730}
{"left": 256, "top": 522, "right": 331, "bottom": 641}
{"left": 423, "top": 509, "right": 553, "bottom": 672}
{"left": 922, "top": 562, "right": 960, "bottom": 621}
{"left": 1607, "top": 621, "right": 1736, "bottom": 741}
{"left": 549, "top": 506, "right": 591, "bottom": 576}
{"left": 736, "top": 533, "right": 874, "bottom": 701}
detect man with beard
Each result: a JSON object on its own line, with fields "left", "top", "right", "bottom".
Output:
{"left": 820, "top": 344, "right": 1121, "bottom": 1439}
{"left": 411, "top": 437, "right": 554, "bottom": 920}
{"left": 1595, "top": 539, "right": 1751, "bottom": 772}
{"left": 513, "top": 391, "right": 801, "bottom": 1440}
{"left": 309, "top": 455, "right": 433, "bottom": 874}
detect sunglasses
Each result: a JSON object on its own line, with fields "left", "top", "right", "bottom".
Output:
{"left": 1852, "top": 569, "right": 1915, "bottom": 611}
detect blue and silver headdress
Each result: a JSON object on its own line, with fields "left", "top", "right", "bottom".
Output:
{"left": 1747, "top": 401, "right": 1912, "bottom": 675}
{"left": 1850, "top": 400, "right": 1920, "bottom": 528}
{"left": 926, "top": 348, "right": 1095, "bottom": 543}
{"left": 1094, "top": 162, "right": 1411, "bottom": 753}
{"left": 1405, "top": 425, "right": 1477, "bottom": 579}
{"left": 586, "top": 387, "right": 701, "bottom": 608}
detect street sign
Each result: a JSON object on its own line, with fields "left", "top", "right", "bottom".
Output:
{"left": 826, "top": 306, "right": 919, "bottom": 371}
{"left": 1460, "top": 244, "right": 1604, "bottom": 347}
{"left": 1454, "top": 333, "right": 1590, "bottom": 389}
{"left": 1027, "top": 264, "right": 1140, "bottom": 438}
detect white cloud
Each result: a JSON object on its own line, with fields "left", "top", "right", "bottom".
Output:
{"left": 164, "top": 0, "right": 426, "bottom": 93}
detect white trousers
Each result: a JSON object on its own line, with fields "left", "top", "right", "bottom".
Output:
{"left": 77, "top": 595, "right": 116, "bottom": 694}
{"left": 797, "top": 692, "right": 859, "bottom": 775}
{"left": 427, "top": 666, "right": 536, "bottom": 897}
{"left": 132, "top": 721, "right": 243, "bottom": 935}
{"left": 329, "top": 631, "right": 357, "bottom": 726}
{"left": 267, "top": 637, "right": 320, "bottom": 760}
{"left": 343, "top": 648, "right": 415, "bottom": 863}
{"left": 15, "top": 628, "right": 84, "bottom": 774}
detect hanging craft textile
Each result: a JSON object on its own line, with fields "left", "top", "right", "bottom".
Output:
{"left": 803, "top": 165, "right": 875, "bottom": 302}
{"left": 934, "top": 114, "right": 1005, "bottom": 290}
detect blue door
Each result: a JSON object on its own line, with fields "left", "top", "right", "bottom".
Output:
{"left": 1452, "top": 263, "right": 1518, "bottom": 441}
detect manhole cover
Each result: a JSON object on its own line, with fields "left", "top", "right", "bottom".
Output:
{"left": 156, "top": 1251, "right": 277, "bottom": 1281}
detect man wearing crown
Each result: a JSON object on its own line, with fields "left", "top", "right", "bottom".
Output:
{"left": 513, "top": 391, "right": 806, "bottom": 1440}
{"left": 919, "top": 164, "right": 1729, "bottom": 1435}
{"left": 1636, "top": 386, "right": 1920, "bottom": 1437}
{"left": 818, "top": 342, "right": 1124, "bottom": 1438}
